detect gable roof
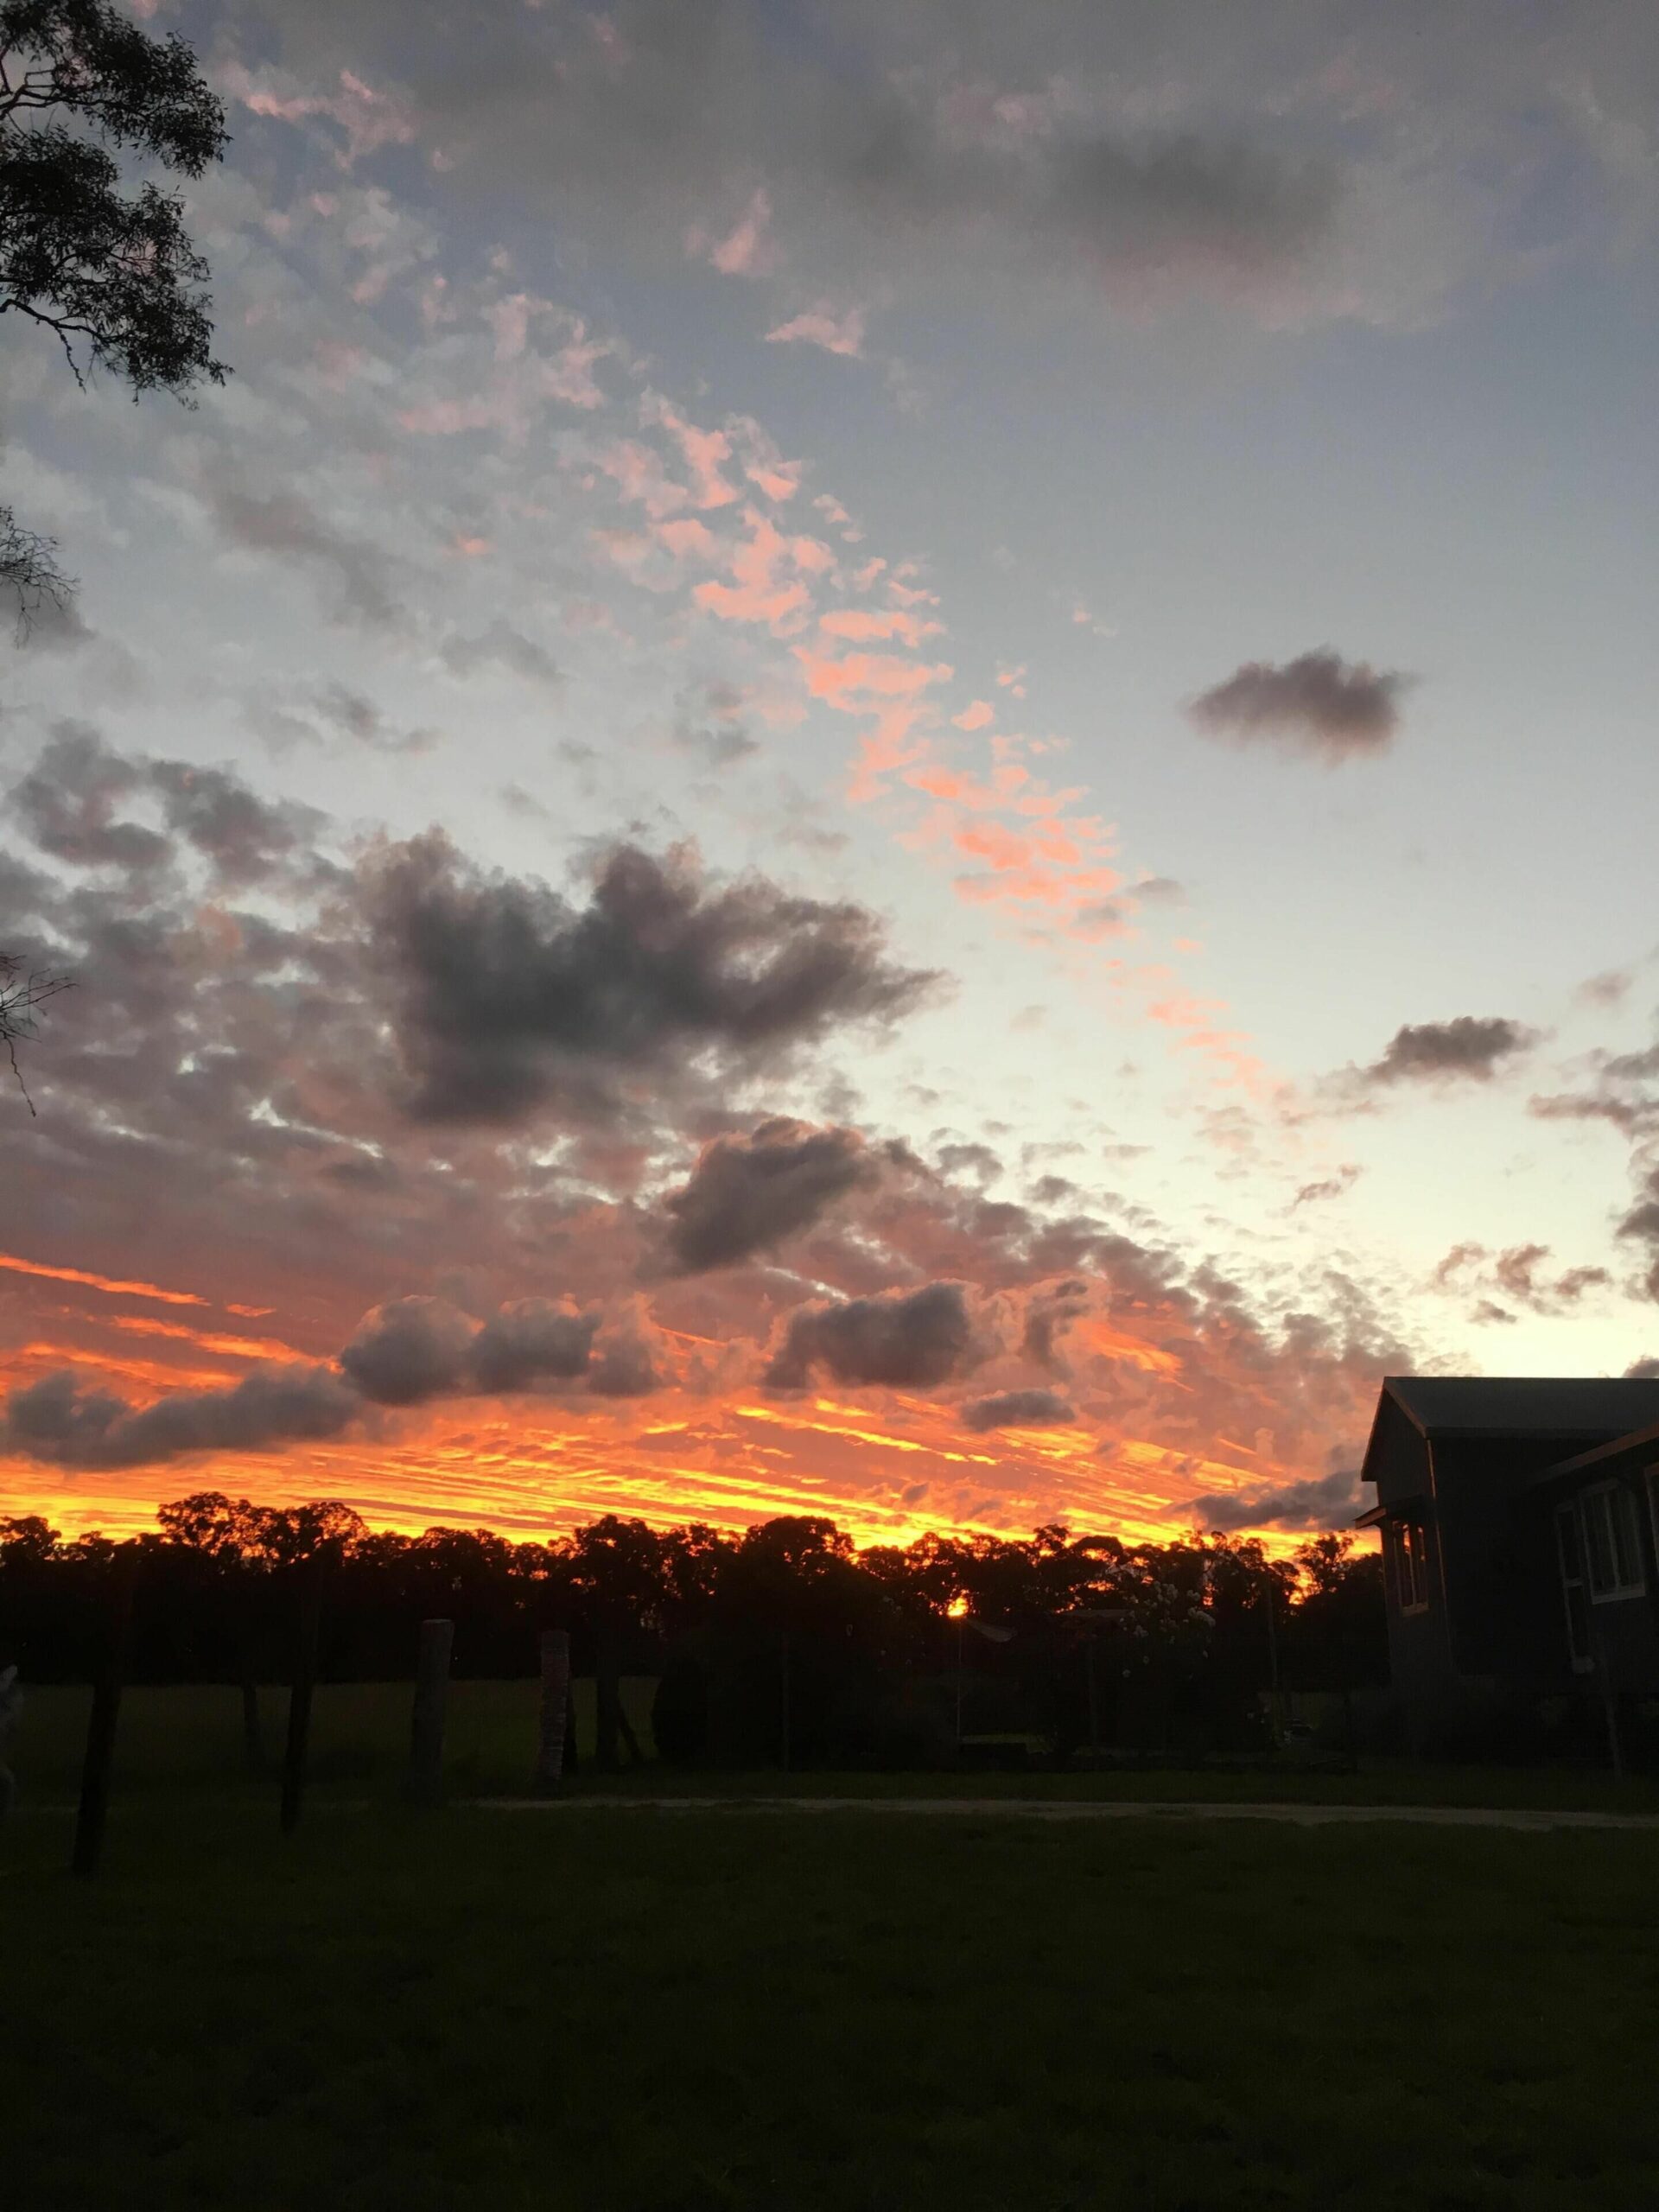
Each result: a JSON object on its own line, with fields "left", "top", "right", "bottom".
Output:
{"left": 1381, "top": 1376, "right": 1659, "bottom": 1440}
{"left": 1538, "top": 1418, "right": 1659, "bottom": 1485}
{"left": 1359, "top": 1376, "right": 1659, "bottom": 1494}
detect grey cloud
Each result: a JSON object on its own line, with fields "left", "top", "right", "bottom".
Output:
{"left": 11, "top": 722, "right": 172, "bottom": 874}
{"left": 661, "top": 1118, "right": 875, "bottom": 1273}
{"left": 471, "top": 1298, "right": 598, "bottom": 1390}
{"left": 766, "top": 1279, "right": 976, "bottom": 1390}
{"left": 673, "top": 679, "right": 760, "bottom": 766}
{"left": 339, "top": 1295, "right": 479, "bottom": 1404}
{"left": 342, "top": 1294, "right": 605, "bottom": 1399}
{"left": 205, "top": 474, "right": 401, "bottom": 628}
{"left": 439, "top": 619, "right": 563, "bottom": 688}
{"left": 588, "top": 1329, "right": 661, "bottom": 1398}
{"left": 1189, "top": 650, "right": 1408, "bottom": 763}
{"left": 960, "top": 1387, "right": 1075, "bottom": 1432}
{"left": 366, "top": 831, "right": 942, "bottom": 1127}
{"left": 2, "top": 1364, "right": 359, "bottom": 1471}
{"left": 1618, "top": 1168, "right": 1659, "bottom": 1302}
{"left": 1365, "top": 1015, "right": 1535, "bottom": 1086}
{"left": 1292, "top": 1164, "right": 1361, "bottom": 1209}
{"left": 149, "top": 760, "right": 325, "bottom": 888}
{"left": 1183, "top": 1465, "right": 1363, "bottom": 1533}
{"left": 1626, "top": 1357, "right": 1659, "bottom": 1381}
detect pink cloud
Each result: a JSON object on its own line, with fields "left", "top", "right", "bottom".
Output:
{"left": 952, "top": 700, "right": 994, "bottom": 731}
{"left": 692, "top": 511, "right": 824, "bottom": 635}
{"left": 819, "top": 607, "right": 944, "bottom": 647}
{"left": 766, "top": 302, "right": 868, "bottom": 358}
{"left": 223, "top": 63, "right": 416, "bottom": 168}
{"left": 687, "top": 188, "right": 779, "bottom": 278}
{"left": 646, "top": 399, "right": 739, "bottom": 510}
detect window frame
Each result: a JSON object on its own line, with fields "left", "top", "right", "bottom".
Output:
{"left": 1580, "top": 1480, "right": 1645, "bottom": 1604}
{"left": 1555, "top": 1500, "right": 1594, "bottom": 1675}
{"left": 1390, "top": 1516, "right": 1431, "bottom": 1615}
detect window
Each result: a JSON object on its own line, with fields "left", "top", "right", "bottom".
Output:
{"left": 1580, "top": 1483, "right": 1644, "bottom": 1602}
{"left": 1391, "top": 1517, "right": 1431, "bottom": 1612}
{"left": 1555, "top": 1502, "right": 1592, "bottom": 1673}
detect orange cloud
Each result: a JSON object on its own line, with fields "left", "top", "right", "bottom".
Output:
{"left": 0, "top": 1252, "right": 209, "bottom": 1308}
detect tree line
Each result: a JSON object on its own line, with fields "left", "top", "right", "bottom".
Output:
{"left": 0, "top": 1497, "right": 1385, "bottom": 1768}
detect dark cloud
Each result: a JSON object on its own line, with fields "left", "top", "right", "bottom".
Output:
{"left": 471, "top": 1298, "right": 598, "bottom": 1390}
{"left": 588, "top": 1326, "right": 660, "bottom": 1398}
{"left": 661, "top": 1119, "right": 875, "bottom": 1272}
{"left": 204, "top": 474, "right": 401, "bottom": 628}
{"left": 252, "top": 3, "right": 1345, "bottom": 321}
{"left": 1365, "top": 1016, "right": 1535, "bottom": 1086}
{"left": 148, "top": 760, "right": 324, "bottom": 888}
{"left": 1625, "top": 1356, "right": 1659, "bottom": 1381}
{"left": 1183, "top": 1465, "right": 1363, "bottom": 1533}
{"left": 1188, "top": 650, "right": 1408, "bottom": 763}
{"left": 11, "top": 722, "right": 171, "bottom": 874}
{"left": 1430, "top": 1240, "right": 1609, "bottom": 1316}
{"left": 1292, "top": 1164, "right": 1361, "bottom": 1209}
{"left": 1618, "top": 1167, "right": 1659, "bottom": 1302}
{"left": 339, "top": 1295, "right": 479, "bottom": 1404}
{"left": 766, "top": 1280, "right": 976, "bottom": 1391}
{"left": 366, "top": 832, "right": 941, "bottom": 1127}
{"left": 3, "top": 1364, "right": 359, "bottom": 1470}
{"left": 438, "top": 619, "right": 562, "bottom": 688}
{"left": 673, "top": 679, "right": 760, "bottom": 766}
{"left": 935, "top": 1140, "right": 1001, "bottom": 1185}
{"left": 960, "top": 1387, "right": 1076, "bottom": 1432}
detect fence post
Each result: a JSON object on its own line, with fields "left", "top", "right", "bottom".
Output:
{"left": 280, "top": 1552, "right": 327, "bottom": 1834}
{"left": 594, "top": 1630, "right": 621, "bottom": 1775}
{"left": 406, "top": 1618, "right": 454, "bottom": 1806}
{"left": 70, "top": 1543, "right": 140, "bottom": 1878}
{"left": 534, "top": 1629, "right": 570, "bottom": 1791}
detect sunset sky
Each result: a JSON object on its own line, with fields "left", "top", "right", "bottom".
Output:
{"left": 3, "top": 0, "right": 1656, "bottom": 1551}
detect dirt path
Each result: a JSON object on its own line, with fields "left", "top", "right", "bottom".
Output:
{"left": 478, "top": 1795, "right": 1659, "bottom": 1831}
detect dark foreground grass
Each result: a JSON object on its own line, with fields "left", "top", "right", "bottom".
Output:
{"left": 12, "top": 1681, "right": 1656, "bottom": 1812}
{"left": 6, "top": 1800, "right": 1659, "bottom": 2210}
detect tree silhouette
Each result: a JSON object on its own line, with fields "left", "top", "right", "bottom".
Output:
{"left": 0, "top": 950, "right": 72, "bottom": 1110}
{"left": 1, "top": 0, "right": 230, "bottom": 625}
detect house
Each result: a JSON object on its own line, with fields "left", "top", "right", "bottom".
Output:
{"left": 1357, "top": 1376, "right": 1659, "bottom": 1726}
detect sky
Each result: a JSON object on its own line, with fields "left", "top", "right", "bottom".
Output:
{"left": 3, "top": 0, "right": 1657, "bottom": 1551}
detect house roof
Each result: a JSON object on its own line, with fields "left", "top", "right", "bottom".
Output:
{"left": 1535, "top": 1418, "right": 1659, "bottom": 1487}
{"left": 1379, "top": 1376, "right": 1659, "bottom": 1439}
{"left": 1359, "top": 1376, "right": 1659, "bottom": 1495}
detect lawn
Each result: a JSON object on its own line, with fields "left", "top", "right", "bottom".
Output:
{"left": 10, "top": 1680, "right": 1656, "bottom": 1814}
{"left": 6, "top": 1796, "right": 1659, "bottom": 2209}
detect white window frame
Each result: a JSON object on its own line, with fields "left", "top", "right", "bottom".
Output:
{"left": 1580, "top": 1480, "right": 1645, "bottom": 1603}
{"left": 1555, "top": 1501, "right": 1594, "bottom": 1675}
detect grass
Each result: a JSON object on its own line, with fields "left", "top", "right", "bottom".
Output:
{"left": 7, "top": 1795, "right": 1659, "bottom": 2209}
{"left": 10, "top": 1680, "right": 1658, "bottom": 1813}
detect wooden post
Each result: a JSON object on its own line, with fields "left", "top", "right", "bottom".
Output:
{"left": 280, "top": 1554, "right": 326, "bottom": 1834}
{"left": 70, "top": 1544, "right": 139, "bottom": 1878}
{"left": 594, "top": 1630, "right": 621, "bottom": 1775}
{"left": 406, "top": 1618, "right": 454, "bottom": 1806}
{"left": 534, "top": 1629, "right": 570, "bottom": 1791}
{"left": 239, "top": 1676, "right": 267, "bottom": 1778}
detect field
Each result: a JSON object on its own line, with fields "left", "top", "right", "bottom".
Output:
{"left": 9, "top": 1679, "right": 1659, "bottom": 1813}
{"left": 8, "top": 1788, "right": 1659, "bottom": 2211}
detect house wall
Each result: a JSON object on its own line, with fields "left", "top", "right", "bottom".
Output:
{"left": 1430, "top": 1434, "right": 1612, "bottom": 1689}
{"left": 1366, "top": 1402, "right": 1459, "bottom": 1707}
{"left": 1556, "top": 1469, "right": 1659, "bottom": 1698}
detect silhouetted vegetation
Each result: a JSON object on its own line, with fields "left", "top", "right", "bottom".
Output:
{"left": 1, "top": 0, "right": 230, "bottom": 628}
{"left": 0, "top": 1497, "right": 1385, "bottom": 1765}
